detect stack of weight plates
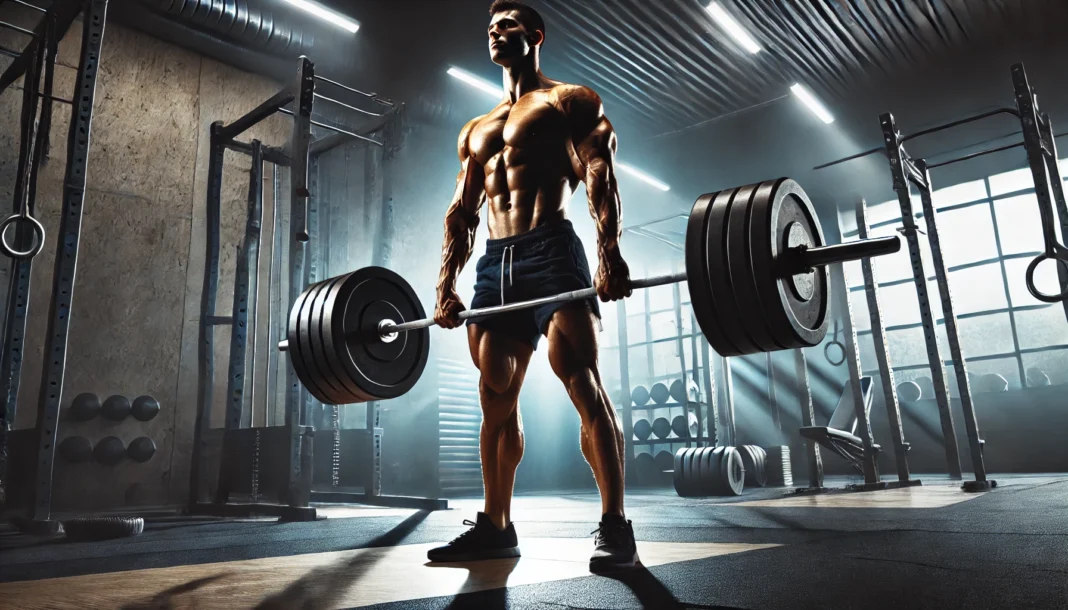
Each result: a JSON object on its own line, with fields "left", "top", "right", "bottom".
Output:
{"left": 738, "top": 445, "right": 768, "bottom": 488}
{"left": 672, "top": 446, "right": 745, "bottom": 497}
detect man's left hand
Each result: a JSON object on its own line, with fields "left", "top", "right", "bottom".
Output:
{"left": 595, "top": 254, "right": 632, "bottom": 302}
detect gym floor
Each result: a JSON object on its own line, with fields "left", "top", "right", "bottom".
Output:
{"left": 2, "top": 475, "right": 1066, "bottom": 609}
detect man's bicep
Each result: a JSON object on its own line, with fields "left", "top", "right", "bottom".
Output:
{"left": 449, "top": 156, "right": 486, "bottom": 221}
{"left": 576, "top": 117, "right": 618, "bottom": 173}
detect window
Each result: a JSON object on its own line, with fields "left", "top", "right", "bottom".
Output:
{"left": 842, "top": 160, "right": 1068, "bottom": 389}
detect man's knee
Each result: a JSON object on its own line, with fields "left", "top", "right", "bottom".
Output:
{"left": 480, "top": 356, "right": 518, "bottom": 396}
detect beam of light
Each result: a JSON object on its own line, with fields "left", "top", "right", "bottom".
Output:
{"left": 282, "top": 0, "right": 360, "bottom": 33}
{"left": 447, "top": 67, "right": 504, "bottom": 98}
{"left": 617, "top": 163, "right": 671, "bottom": 192}
{"left": 706, "top": 2, "right": 761, "bottom": 54}
{"left": 790, "top": 83, "right": 834, "bottom": 124}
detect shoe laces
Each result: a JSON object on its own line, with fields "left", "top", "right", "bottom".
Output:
{"left": 449, "top": 519, "right": 479, "bottom": 544}
{"left": 591, "top": 519, "right": 631, "bottom": 547}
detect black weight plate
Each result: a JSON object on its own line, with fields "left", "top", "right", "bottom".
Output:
{"left": 651, "top": 417, "right": 671, "bottom": 440}
{"left": 650, "top": 382, "right": 670, "bottom": 405}
{"left": 686, "top": 191, "right": 741, "bottom": 356}
{"left": 320, "top": 272, "right": 379, "bottom": 404}
{"left": 631, "top": 385, "right": 650, "bottom": 406}
{"left": 635, "top": 452, "right": 655, "bottom": 479}
{"left": 750, "top": 179, "right": 828, "bottom": 348}
{"left": 702, "top": 447, "right": 718, "bottom": 495}
{"left": 705, "top": 189, "right": 762, "bottom": 355}
{"left": 287, "top": 281, "right": 329, "bottom": 403}
{"left": 633, "top": 418, "right": 652, "bottom": 441}
{"left": 673, "top": 447, "right": 688, "bottom": 496}
{"left": 310, "top": 274, "right": 367, "bottom": 405}
{"left": 669, "top": 379, "right": 685, "bottom": 403}
{"left": 682, "top": 447, "right": 700, "bottom": 497}
{"left": 694, "top": 447, "right": 712, "bottom": 496}
{"left": 726, "top": 183, "right": 788, "bottom": 352}
{"left": 305, "top": 275, "right": 353, "bottom": 404}
{"left": 654, "top": 450, "right": 674, "bottom": 474}
{"left": 708, "top": 447, "right": 726, "bottom": 495}
{"left": 297, "top": 279, "right": 346, "bottom": 404}
{"left": 327, "top": 267, "right": 430, "bottom": 401}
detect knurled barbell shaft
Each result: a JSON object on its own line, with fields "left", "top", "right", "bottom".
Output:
{"left": 277, "top": 235, "right": 900, "bottom": 352}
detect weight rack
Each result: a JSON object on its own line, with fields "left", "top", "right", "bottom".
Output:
{"left": 190, "top": 56, "right": 444, "bottom": 519}
{"left": 616, "top": 219, "right": 718, "bottom": 483}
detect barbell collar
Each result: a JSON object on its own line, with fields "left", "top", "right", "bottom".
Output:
{"left": 784, "top": 236, "right": 900, "bottom": 276}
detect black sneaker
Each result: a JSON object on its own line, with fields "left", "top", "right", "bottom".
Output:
{"left": 427, "top": 512, "right": 520, "bottom": 562}
{"left": 589, "top": 513, "right": 638, "bottom": 572}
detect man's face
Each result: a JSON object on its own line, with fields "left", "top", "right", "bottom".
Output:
{"left": 488, "top": 10, "right": 539, "bottom": 66}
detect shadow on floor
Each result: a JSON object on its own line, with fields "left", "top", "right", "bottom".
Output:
{"left": 253, "top": 511, "right": 431, "bottom": 609}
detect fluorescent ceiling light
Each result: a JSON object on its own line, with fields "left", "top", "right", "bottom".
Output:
{"left": 283, "top": 0, "right": 360, "bottom": 33}
{"left": 618, "top": 163, "right": 670, "bottom": 192}
{"left": 790, "top": 83, "right": 834, "bottom": 124}
{"left": 706, "top": 2, "right": 761, "bottom": 54}
{"left": 447, "top": 67, "right": 504, "bottom": 98}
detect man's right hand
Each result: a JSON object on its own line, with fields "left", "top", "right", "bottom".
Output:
{"left": 434, "top": 290, "right": 466, "bottom": 329}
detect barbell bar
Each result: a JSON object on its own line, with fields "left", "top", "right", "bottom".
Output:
{"left": 278, "top": 178, "right": 902, "bottom": 406}
{"left": 379, "top": 239, "right": 894, "bottom": 336}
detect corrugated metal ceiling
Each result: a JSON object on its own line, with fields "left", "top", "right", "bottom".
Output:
{"left": 530, "top": 0, "right": 1066, "bottom": 135}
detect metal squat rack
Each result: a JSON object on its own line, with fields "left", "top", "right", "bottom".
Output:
{"left": 816, "top": 62, "right": 1068, "bottom": 491}
{"left": 189, "top": 56, "right": 445, "bottom": 521}
{"left": 0, "top": 0, "right": 109, "bottom": 531}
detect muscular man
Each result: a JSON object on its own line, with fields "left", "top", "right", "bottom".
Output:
{"left": 426, "top": 0, "right": 636, "bottom": 572}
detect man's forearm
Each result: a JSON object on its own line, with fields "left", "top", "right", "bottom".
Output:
{"left": 587, "top": 159, "right": 623, "bottom": 263}
{"left": 436, "top": 206, "right": 479, "bottom": 298}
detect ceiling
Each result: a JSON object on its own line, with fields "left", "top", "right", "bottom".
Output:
{"left": 526, "top": 0, "right": 1068, "bottom": 137}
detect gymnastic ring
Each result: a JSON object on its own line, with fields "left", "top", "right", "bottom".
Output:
{"left": 0, "top": 213, "right": 46, "bottom": 260}
{"left": 823, "top": 340, "right": 846, "bottom": 366}
{"left": 1024, "top": 250, "right": 1068, "bottom": 303}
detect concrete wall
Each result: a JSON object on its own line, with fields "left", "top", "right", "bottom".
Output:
{"left": 0, "top": 7, "right": 288, "bottom": 511}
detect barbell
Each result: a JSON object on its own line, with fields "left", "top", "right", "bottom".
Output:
{"left": 279, "top": 178, "right": 900, "bottom": 406}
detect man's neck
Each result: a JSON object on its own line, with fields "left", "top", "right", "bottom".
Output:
{"left": 502, "top": 59, "right": 542, "bottom": 103}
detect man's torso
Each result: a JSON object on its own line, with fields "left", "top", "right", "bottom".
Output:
{"left": 464, "top": 83, "right": 595, "bottom": 239}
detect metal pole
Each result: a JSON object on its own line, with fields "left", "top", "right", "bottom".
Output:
{"left": 830, "top": 261, "right": 880, "bottom": 485}
{"left": 1, "top": 24, "right": 44, "bottom": 438}
{"left": 285, "top": 56, "right": 314, "bottom": 506}
{"left": 915, "top": 159, "right": 990, "bottom": 489}
{"left": 265, "top": 163, "right": 283, "bottom": 426}
{"left": 28, "top": 0, "right": 108, "bottom": 525}
{"left": 225, "top": 141, "right": 263, "bottom": 432}
{"left": 794, "top": 348, "right": 824, "bottom": 490}
{"left": 616, "top": 300, "right": 634, "bottom": 483}
{"left": 699, "top": 327, "right": 717, "bottom": 446}
{"left": 880, "top": 112, "right": 963, "bottom": 479}
{"left": 191, "top": 122, "right": 225, "bottom": 509}
{"left": 857, "top": 201, "right": 915, "bottom": 484}
{"left": 722, "top": 355, "right": 736, "bottom": 447}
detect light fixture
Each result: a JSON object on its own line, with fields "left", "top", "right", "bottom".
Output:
{"left": 706, "top": 2, "right": 761, "bottom": 54}
{"left": 617, "top": 163, "right": 671, "bottom": 192}
{"left": 790, "top": 83, "right": 834, "bottom": 124}
{"left": 282, "top": 0, "right": 360, "bottom": 34}
{"left": 447, "top": 67, "right": 504, "bottom": 98}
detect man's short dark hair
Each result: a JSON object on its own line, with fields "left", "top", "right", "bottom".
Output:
{"left": 489, "top": 0, "right": 546, "bottom": 40}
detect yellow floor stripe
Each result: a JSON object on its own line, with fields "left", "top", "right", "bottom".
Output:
{"left": 0, "top": 538, "right": 780, "bottom": 610}
{"left": 733, "top": 484, "right": 980, "bottom": 508}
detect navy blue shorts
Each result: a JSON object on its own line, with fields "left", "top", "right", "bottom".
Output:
{"left": 467, "top": 220, "right": 601, "bottom": 349}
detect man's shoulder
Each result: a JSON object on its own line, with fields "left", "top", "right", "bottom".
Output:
{"left": 550, "top": 83, "right": 603, "bottom": 111}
